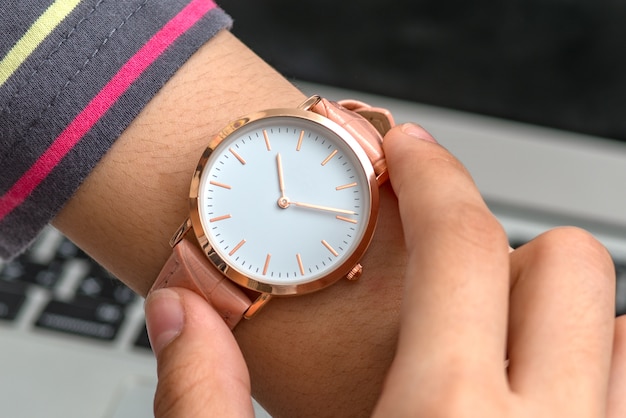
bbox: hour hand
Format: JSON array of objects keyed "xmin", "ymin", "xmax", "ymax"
[{"xmin": 276, "ymin": 153, "xmax": 286, "ymax": 197}]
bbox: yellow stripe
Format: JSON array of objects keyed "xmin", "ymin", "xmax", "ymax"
[{"xmin": 0, "ymin": 0, "xmax": 82, "ymax": 87}]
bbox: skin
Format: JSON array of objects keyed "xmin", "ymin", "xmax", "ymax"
[
  {"xmin": 372, "ymin": 124, "xmax": 625, "ymax": 417},
  {"xmin": 54, "ymin": 31, "xmax": 626, "ymax": 416}
]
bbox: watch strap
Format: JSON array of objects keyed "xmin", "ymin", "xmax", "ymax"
[{"xmin": 152, "ymin": 238, "xmax": 252, "ymax": 330}]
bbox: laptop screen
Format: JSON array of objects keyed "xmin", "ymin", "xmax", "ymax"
[{"xmin": 220, "ymin": 0, "xmax": 626, "ymax": 142}]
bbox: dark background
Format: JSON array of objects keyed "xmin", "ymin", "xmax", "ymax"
[{"xmin": 220, "ymin": 0, "xmax": 626, "ymax": 142}]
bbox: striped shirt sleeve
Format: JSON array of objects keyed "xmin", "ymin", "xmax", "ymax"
[{"xmin": 0, "ymin": 0, "xmax": 232, "ymax": 260}]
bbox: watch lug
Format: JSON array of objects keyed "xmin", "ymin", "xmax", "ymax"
[
  {"xmin": 243, "ymin": 293, "xmax": 273, "ymax": 319},
  {"xmin": 376, "ymin": 169, "xmax": 389, "ymax": 186},
  {"xmin": 298, "ymin": 95, "xmax": 322, "ymax": 111},
  {"xmin": 169, "ymin": 218, "xmax": 192, "ymax": 247}
]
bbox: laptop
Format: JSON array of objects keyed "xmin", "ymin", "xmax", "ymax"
[{"xmin": 2, "ymin": 2, "xmax": 626, "ymax": 417}]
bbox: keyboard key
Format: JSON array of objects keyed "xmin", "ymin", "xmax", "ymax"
[
  {"xmin": 134, "ymin": 324, "xmax": 153, "ymax": 351},
  {"xmin": 54, "ymin": 238, "xmax": 89, "ymax": 261},
  {"xmin": 0, "ymin": 260, "xmax": 26, "ymax": 282},
  {"xmin": 0, "ymin": 281, "xmax": 28, "ymax": 321},
  {"xmin": 35, "ymin": 298, "xmax": 125, "ymax": 341},
  {"xmin": 77, "ymin": 265, "xmax": 136, "ymax": 306},
  {"xmin": 0, "ymin": 258, "xmax": 63, "ymax": 289}
]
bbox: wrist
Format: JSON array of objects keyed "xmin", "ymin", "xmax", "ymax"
[{"xmin": 53, "ymin": 31, "xmax": 306, "ymax": 295}]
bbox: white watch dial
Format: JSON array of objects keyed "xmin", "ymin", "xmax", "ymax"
[{"xmin": 197, "ymin": 114, "xmax": 375, "ymax": 288}]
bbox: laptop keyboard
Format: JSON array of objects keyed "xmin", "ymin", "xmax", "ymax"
[{"xmin": 0, "ymin": 227, "xmax": 151, "ymax": 350}]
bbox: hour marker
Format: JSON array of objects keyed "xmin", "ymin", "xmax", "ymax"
[
  {"xmin": 322, "ymin": 240, "xmax": 339, "ymax": 257},
  {"xmin": 210, "ymin": 180, "xmax": 232, "ymax": 189},
  {"xmin": 336, "ymin": 182, "xmax": 357, "ymax": 191},
  {"xmin": 229, "ymin": 239, "xmax": 246, "ymax": 256},
  {"xmin": 296, "ymin": 253, "xmax": 305, "ymax": 275},
  {"xmin": 229, "ymin": 148, "xmax": 246, "ymax": 164},
  {"xmin": 210, "ymin": 214, "xmax": 231, "ymax": 222},
  {"xmin": 321, "ymin": 149, "xmax": 338, "ymax": 166},
  {"xmin": 263, "ymin": 129, "xmax": 271, "ymax": 151},
  {"xmin": 263, "ymin": 253, "xmax": 271, "ymax": 275},
  {"xmin": 296, "ymin": 130, "xmax": 304, "ymax": 151},
  {"xmin": 336, "ymin": 215, "xmax": 358, "ymax": 224}
]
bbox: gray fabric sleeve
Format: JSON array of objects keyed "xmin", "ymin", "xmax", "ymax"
[{"xmin": 0, "ymin": 0, "xmax": 232, "ymax": 259}]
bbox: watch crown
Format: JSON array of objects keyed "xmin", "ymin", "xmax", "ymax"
[{"xmin": 345, "ymin": 264, "xmax": 363, "ymax": 281}]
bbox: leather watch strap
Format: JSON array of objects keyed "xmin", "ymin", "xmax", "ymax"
[
  {"xmin": 152, "ymin": 239, "xmax": 252, "ymax": 329},
  {"xmin": 150, "ymin": 96, "xmax": 394, "ymax": 329}
]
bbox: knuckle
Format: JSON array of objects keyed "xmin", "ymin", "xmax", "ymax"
[
  {"xmin": 394, "ymin": 148, "xmax": 471, "ymax": 197},
  {"xmin": 153, "ymin": 365, "xmax": 191, "ymax": 416},
  {"xmin": 417, "ymin": 379, "xmax": 506, "ymax": 418},
  {"xmin": 516, "ymin": 227, "xmax": 617, "ymax": 313},
  {"xmin": 535, "ymin": 226, "xmax": 614, "ymax": 279},
  {"xmin": 423, "ymin": 152, "xmax": 472, "ymax": 181},
  {"xmin": 153, "ymin": 355, "xmax": 209, "ymax": 417}
]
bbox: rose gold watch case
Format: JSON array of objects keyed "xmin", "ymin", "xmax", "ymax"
[{"xmin": 186, "ymin": 103, "xmax": 381, "ymax": 297}]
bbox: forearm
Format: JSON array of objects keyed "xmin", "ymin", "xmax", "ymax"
[
  {"xmin": 53, "ymin": 31, "xmax": 302, "ymax": 293},
  {"xmin": 54, "ymin": 31, "xmax": 404, "ymax": 416}
]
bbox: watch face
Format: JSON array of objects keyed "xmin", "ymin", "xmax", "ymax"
[{"xmin": 190, "ymin": 108, "xmax": 379, "ymax": 295}]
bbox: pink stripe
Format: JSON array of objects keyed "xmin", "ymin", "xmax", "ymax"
[{"xmin": 0, "ymin": 0, "xmax": 217, "ymax": 220}]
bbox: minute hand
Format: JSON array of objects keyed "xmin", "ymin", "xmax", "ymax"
[{"xmin": 292, "ymin": 201, "xmax": 356, "ymax": 215}]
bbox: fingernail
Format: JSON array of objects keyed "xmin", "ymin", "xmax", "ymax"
[
  {"xmin": 401, "ymin": 123, "xmax": 437, "ymax": 143},
  {"xmin": 145, "ymin": 288, "xmax": 184, "ymax": 356}
]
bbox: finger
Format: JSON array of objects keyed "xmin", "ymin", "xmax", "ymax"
[
  {"xmin": 145, "ymin": 287, "xmax": 254, "ymax": 418},
  {"xmin": 608, "ymin": 315, "xmax": 626, "ymax": 418},
  {"xmin": 507, "ymin": 228, "xmax": 615, "ymax": 415},
  {"xmin": 383, "ymin": 124, "xmax": 510, "ymax": 383}
]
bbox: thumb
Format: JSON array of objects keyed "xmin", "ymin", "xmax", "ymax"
[{"xmin": 145, "ymin": 287, "xmax": 254, "ymax": 418}]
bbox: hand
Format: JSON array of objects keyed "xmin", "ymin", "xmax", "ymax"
[
  {"xmin": 143, "ymin": 123, "xmax": 626, "ymax": 417},
  {"xmin": 145, "ymin": 287, "xmax": 254, "ymax": 418},
  {"xmin": 373, "ymin": 123, "xmax": 626, "ymax": 417}
]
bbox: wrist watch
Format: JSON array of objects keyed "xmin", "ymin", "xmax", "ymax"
[{"xmin": 151, "ymin": 95, "xmax": 395, "ymax": 329}]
